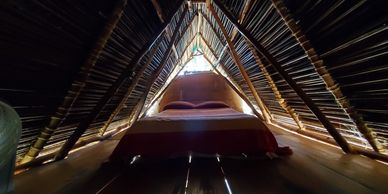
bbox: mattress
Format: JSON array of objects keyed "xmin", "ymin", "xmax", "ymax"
[{"xmin": 110, "ymin": 107, "xmax": 291, "ymax": 161}]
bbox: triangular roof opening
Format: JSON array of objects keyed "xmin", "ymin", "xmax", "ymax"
[{"xmin": 178, "ymin": 47, "xmax": 213, "ymax": 76}]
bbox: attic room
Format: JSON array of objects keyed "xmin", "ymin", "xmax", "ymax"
[{"xmin": 1, "ymin": 0, "xmax": 388, "ymax": 193}]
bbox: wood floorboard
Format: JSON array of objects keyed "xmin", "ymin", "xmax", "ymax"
[
  {"xmin": 220, "ymin": 158, "xmax": 289, "ymax": 194},
  {"xmin": 186, "ymin": 157, "xmax": 229, "ymax": 194},
  {"xmin": 12, "ymin": 125, "xmax": 388, "ymax": 194},
  {"xmin": 100, "ymin": 157, "xmax": 188, "ymax": 194}
]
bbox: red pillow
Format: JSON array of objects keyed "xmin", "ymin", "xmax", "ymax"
[
  {"xmin": 162, "ymin": 101, "xmax": 195, "ymax": 111},
  {"xmin": 195, "ymin": 101, "xmax": 230, "ymax": 109}
]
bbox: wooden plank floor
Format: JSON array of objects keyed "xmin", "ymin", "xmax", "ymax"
[
  {"xmin": 99, "ymin": 157, "xmax": 188, "ymax": 194},
  {"xmin": 186, "ymin": 157, "xmax": 229, "ymax": 194},
  {"xmin": 13, "ymin": 125, "xmax": 388, "ymax": 194}
]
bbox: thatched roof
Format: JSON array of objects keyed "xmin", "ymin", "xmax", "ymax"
[{"xmin": 1, "ymin": 0, "xmax": 387, "ymax": 166}]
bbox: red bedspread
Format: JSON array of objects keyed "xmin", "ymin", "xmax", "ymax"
[{"xmin": 110, "ymin": 108, "xmax": 291, "ymax": 161}]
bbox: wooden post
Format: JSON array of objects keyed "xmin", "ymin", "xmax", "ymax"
[
  {"xmin": 271, "ymin": 0, "xmax": 382, "ymax": 152},
  {"xmin": 53, "ymin": 5, "xmax": 189, "ymax": 161},
  {"xmin": 212, "ymin": 0, "xmax": 352, "ymax": 153},
  {"xmin": 20, "ymin": 0, "xmax": 129, "ymax": 164},
  {"xmin": 207, "ymin": 0, "xmax": 272, "ymax": 123}
]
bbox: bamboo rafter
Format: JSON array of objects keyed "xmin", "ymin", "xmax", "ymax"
[
  {"xmin": 98, "ymin": 31, "xmax": 166, "ymax": 136},
  {"xmin": 248, "ymin": 42, "xmax": 306, "ymax": 131},
  {"xmin": 20, "ymin": 0, "xmax": 129, "ymax": 164},
  {"xmin": 207, "ymin": 0, "xmax": 272, "ymax": 123},
  {"xmin": 99, "ymin": 9, "xmax": 198, "ymax": 135},
  {"xmin": 53, "ymin": 3, "xmax": 189, "ymax": 161},
  {"xmin": 201, "ymin": 50, "xmax": 264, "ymax": 120},
  {"xmin": 135, "ymin": 5, "xmax": 189, "ymax": 118},
  {"xmin": 271, "ymin": 0, "xmax": 382, "ymax": 153},
  {"xmin": 212, "ymin": 0, "xmax": 352, "ymax": 153},
  {"xmin": 103, "ymin": 21, "xmax": 198, "ymax": 132}
]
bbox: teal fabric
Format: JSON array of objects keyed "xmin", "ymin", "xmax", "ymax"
[{"xmin": 0, "ymin": 101, "xmax": 22, "ymax": 194}]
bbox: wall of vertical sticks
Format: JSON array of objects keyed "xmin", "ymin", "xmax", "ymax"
[{"xmin": 0, "ymin": 0, "xmax": 387, "ymax": 166}]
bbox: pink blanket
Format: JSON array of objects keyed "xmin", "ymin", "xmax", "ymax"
[{"xmin": 110, "ymin": 108, "xmax": 291, "ymax": 161}]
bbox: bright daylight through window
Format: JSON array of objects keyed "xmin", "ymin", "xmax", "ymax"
[{"xmin": 179, "ymin": 47, "xmax": 213, "ymax": 75}]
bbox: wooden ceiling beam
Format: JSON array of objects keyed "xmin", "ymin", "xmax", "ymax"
[
  {"xmin": 102, "ymin": 27, "xmax": 196, "ymax": 134},
  {"xmin": 20, "ymin": 0, "xmax": 129, "ymax": 164},
  {"xmin": 198, "ymin": 26, "xmax": 265, "ymax": 121},
  {"xmin": 198, "ymin": 32, "xmax": 242, "ymax": 92},
  {"xmin": 151, "ymin": 0, "xmax": 165, "ymax": 23},
  {"xmin": 198, "ymin": 9, "xmax": 254, "ymax": 99},
  {"xmin": 52, "ymin": 3, "xmax": 188, "ymax": 161},
  {"xmin": 207, "ymin": 0, "xmax": 272, "ymax": 123},
  {"xmin": 135, "ymin": 5, "xmax": 189, "ymax": 119},
  {"xmin": 216, "ymin": 0, "xmax": 253, "ymax": 65},
  {"xmin": 198, "ymin": 32, "xmax": 219, "ymax": 58},
  {"xmin": 212, "ymin": 0, "xmax": 352, "ymax": 153},
  {"xmin": 272, "ymin": 0, "xmax": 383, "ymax": 152},
  {"xmin": 197, "ymin": 7, "xmax": 202, "ymax": 35},
  {"xmin": 248, "ymin": 42, "xmax": 306, "ymax": 131},
  {"xmin": 144, "ymin": 34, "xmax": 198, "ymax": 109},
  {"xmin": 222, "ymin": 0, "xmax": 306, "ymax": 131},
  {"xmin": 198, "ymin": 10, "xmax": 225, "ymax": 46},
  {"xmin": 191, "ymin": 0, "xmax": 206, "ymax": 3},
  {"xmin": 140, "ymin": 55, "xmax": 193, "ymax": 118},
  {"xmin": 98, "ymin": 31, "xmax": 165, "ymax": 136},
  {"xmin": 175, "ymin": 11, "xmax": 198, "ymax": 53},
  {"xmin": 201, "ymin": 48, "xmax": 265, "ymax": 120},
  {"xmin": 165, "ymin": 28, "xmax": 180, "ymax": 60}
]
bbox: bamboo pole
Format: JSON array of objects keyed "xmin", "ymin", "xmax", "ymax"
[
  {"xmin": 215, "ymin": 0, "xmax": 253, "ymax": 66},
  {"xmin": 140, "ymin": 56, "xmax": 193, "ymax": 117},
  {"xmin": 198, "ymin": 34, "xmax": 246, "ymax": 96},
  {"xmin": 248, "ymin": 42, "xmax": 306, "ymax": 131},
  {"xmin": 202, "ymin": 53, "xmax": 264, "ymax": 120},
  {"xmin": 99, "ymin": 10, "xmax": 196, "ymax": 134},
  {"xmin": 103, "ymin": 32, "xmax": 197, "ymax": 133},
  {"xmin": 207, "ymin": 0, "xmax": 272, "ymax": 123},
  {"xmin": 198, "ymin": 10, "xmax": 225, "ymax": 45},
  {"xmin": 140, "ymin": 35, "xmax": 198, "ymax": 116},
  {"xmin": 198, "ymin": 33, "xmax": 218, "ymax": 58},
  {"xmin": 271, "ymin": 0, "xmax": 382, "ymax": 153},
  {"xmin": 199, "ymin": 31, "xmax": 247, "ymax": 95},
  {"xmin": 198, "ymin": 33, "xmax": 264, "ymax": 120},
  {"xmin": 125, "ymin": 101, "xmax": 142, "ymax": 127},
  {"xmin": 151, "ymin": 0, "xmax": 165, "ymax": 23},
  {"xmin": 98, "ymin": 32, "xmax": 165, "ymax": 136},
  {"xmin": 212, "ymin": 0, "xmax": 352, "ymax": 153},
  {"xmin": 200, "ymin": 33, "xmax": 239, "ymax": 92},
  {"xmin": 272, "ymin": 122, "xmax": 388, "ymax": 162},
  {"xmin": 20, "ymin": 0, "xmax": 129, "ymax": 164},
  {"xmin": 53, "ymin": 4, "xmax": 189, "ymax": 161}
]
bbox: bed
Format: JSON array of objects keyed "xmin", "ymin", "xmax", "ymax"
[{"xmin": 110, "ymin": 101, "xmax": 291, "ymax": 161}]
